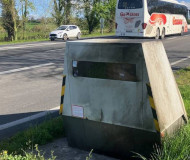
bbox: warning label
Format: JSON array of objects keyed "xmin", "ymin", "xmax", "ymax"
[{"xmin": 72, "ymin": 105, "xmax": 84, "ymax": 118}]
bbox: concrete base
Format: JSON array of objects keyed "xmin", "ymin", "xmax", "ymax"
[{"xmin": 63, "ymin": 116, "xmax": 160, "ymax": 159}]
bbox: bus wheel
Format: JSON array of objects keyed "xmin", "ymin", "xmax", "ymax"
[
  {"xmin": 155, "ymin": 28, "xmax": 160, "ymax": 40},
  {"xmin": 180, "ymin": 27, "xmax": 184, "ymax": 36},
  {"xmin": 161, "ymin": 28, "xmax": 165, "ymax": 39}
]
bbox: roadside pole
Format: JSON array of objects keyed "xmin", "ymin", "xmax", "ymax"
[{"xmin": 100, "ymin": 18, "xmax": 105, "ymax": 35}]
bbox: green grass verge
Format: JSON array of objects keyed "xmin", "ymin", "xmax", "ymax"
[
  {"xmin": 0, "ymin": 116, "xmax": 64, "ymax": 155},
  {"xmin": 138, "ymin": 67, "xmax": 190, "ymax": 160},
  {"xmin": 82, "ymin": 31, "xmax": 114, "ymax": 38},
  {"xmin": 0, "ymin": 38, "xmax": 49, "ymax": 45},
  {"xmin": 0, "ymin": 32, "xmax": 115, "ymax": 45},
  {"xmin": 175, "ymin": 67, "xmax": 190, "ymax": 117},
  {"xmin": 138, "ymin": 124, "xmax": 190, "ymax": 160}
]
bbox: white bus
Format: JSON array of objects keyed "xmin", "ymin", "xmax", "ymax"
[{"xmin": 115, "ymin": 0, "xmax": 188, "ymax": 39}]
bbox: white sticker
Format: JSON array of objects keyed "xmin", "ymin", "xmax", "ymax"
[
  {"xmin": 73, "ymin": 61, "xmax": 78, "ymax": 67},
  {"xmin": 72, "ymin": 105, "xmax": 84, "ymax": 118}
]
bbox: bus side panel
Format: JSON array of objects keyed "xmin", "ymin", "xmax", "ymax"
[
  {"xmin": 145, "ymin": 13, "xmax": 167, "ymax": 37},
  {"xmin": 171, "ymin": 15, "xmax": 188, "ymax": 35},
  {"xmin": 145, "ymin": 13, "xmax": 188, "ymax": 37},
  {"xmin": 183, "ymin": 19, "xmax": 188, "ymax": 33}
]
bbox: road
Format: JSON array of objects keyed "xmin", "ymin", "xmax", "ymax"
[
  {"xmin": 0, "ymin": 41, "xmax": 66, "ymax": 138},
  {"xmin": 0, "ymin": 33, "xmax": 190, "ymax": 144}
]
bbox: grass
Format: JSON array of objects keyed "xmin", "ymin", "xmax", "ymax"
[
  {"xmin": 137, "ymin": 124, "xmax": 190, "ymax": 160},
  {"xmin": 82, "ymin": 31, "xmax": 115, "ymax": 38},
  {"xmin": 175, "ymin": 67, "xmax": 190, "ymax": 117},
  {"xmin": 0, "ymin": 22, "xmax": 56, "ymax": 45},
  {"xmin": 0, "ymin": 38, "xmax": 49, "ymax": 45},
  {"xmin": 0, "ymin": 22, "xmax": 115, "ymax": 45},
  {"xmin": 0, "ymin": 116, "xmax": 64, "ymax": 155},
  {"xmin": 138, "ymin": 67, "xmax": 190, "ymax": 160},
  {"xmin": 0, "ymin": 31, "xmax": 115, "ymax": 45}
]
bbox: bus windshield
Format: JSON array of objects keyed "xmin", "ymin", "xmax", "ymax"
[{"xmin": 118, "ymin": 0, "xmax": 143, "ymax": 9}]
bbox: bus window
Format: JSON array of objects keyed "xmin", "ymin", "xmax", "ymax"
[
  {"xmin": 118, "ymin": 0, "xmax": 143, "ymax": 9},
  {"xmin": 147, "ymin": 0, "xmax": 188, "ymax": 17}
]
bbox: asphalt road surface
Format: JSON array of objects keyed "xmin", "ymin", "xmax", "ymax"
[{"xmin": 0, "ymin": 33, "xmax": 190, "ymax": 158}]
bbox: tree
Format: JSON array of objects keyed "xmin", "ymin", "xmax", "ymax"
[
  {"xmin": 83, "ymin": 0, "xmax": 100, "ymax": 34},
  {"xmin": 105, "ymin": 0, "xmax": 117, "ymax": 32},
  {"xmin": 0, "ymin": 0, "xmax": 35, "ymax": 41},
  {"xmin": 65, "ymin": 0, "xmax": 72, "ymax": 24},
  {"xmin": 0, "ymin": 0, "xmax": 18, "ymax": 41},
  {"xmin": 80, "ymin": 0, "xmax": 116, "ymax": 34},
  {"xmin": 20, "ymin": 0, "xmax": 35, "ymax": 38},
  {"xmin": 96, "ymin": 0, "xmax": 116, "ymax": 32},
  {"xmin": 52, "ymin": 0, "xmax": 72, "ymax": 26}
]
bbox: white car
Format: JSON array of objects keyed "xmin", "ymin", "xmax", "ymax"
[{"xmin": 49, "ymin": 25, "xmax": 81, "ymax": 41}]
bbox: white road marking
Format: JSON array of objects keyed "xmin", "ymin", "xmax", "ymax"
[
  {"xmin": 171, "ymin": 56, "xmax": 190, "ymax": 66},
  {"xmin": 166, "ymin": 37, "xmax": 178, "ymax": 40},
  {"xmin": 0, "ymin": 106, "xmax": 60, "ymax": 131},
  {"xmin": 0, "ymin": 63, "xmax": 54, "ymax": 75},
  {"xmin": 44, "ymin": 48, "xmax": 64, "ymax": 52},
  {"xmin": 0, "ymin": 42, "xmax": 63, "ymax": 51}
]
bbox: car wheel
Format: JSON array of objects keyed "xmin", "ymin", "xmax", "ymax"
[
  {"xmin": 161, "ymin": 28, "xmax": 165, "ymax": 39},
  {"xmin": 63, "ymin": 34, "xmax": 68, "ymax": 41},
  {"xmin": 155, "ymin": 28, "xmax": 160, "ymax": 40},
  {"xmin": 77, "ymin": 32, "xmax": 81, "ymax": 39}
]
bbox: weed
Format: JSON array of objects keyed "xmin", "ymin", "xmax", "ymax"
[
  {"xmin": 0, "ymin": 144, "xmax": 56, "ymax": 160},
  {"xmin": 86, "ymin": 149, "xmax": 93, "ymax": 160}
]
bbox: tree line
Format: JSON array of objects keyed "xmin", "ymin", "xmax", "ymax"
[{"xmin": 0, "ymin": 0, "xmax": 116, "ymax": 41}]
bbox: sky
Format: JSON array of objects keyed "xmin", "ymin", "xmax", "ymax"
[
  {"xmin": 28, "ymin": 0, "xmax": 52, "ymax": 19},
  {"xmin": 180, "ymin": 0, "xmax": 190, "ymax": 8},
  {"xmin": 28, "ymin": 0, "xmax": 190, "ymax": 19},
  {"xmin": 1, "ymin": 0, "xmax": 189, "ymax": 19}
]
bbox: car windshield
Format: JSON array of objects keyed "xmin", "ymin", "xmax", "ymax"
[
  {"xmin": 57, "ymin": 26, "xmax": 67, "ymax": 30},
  {"xmin": 118, "ymin": 0, "xmax": 143, "ymax": 9}
]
